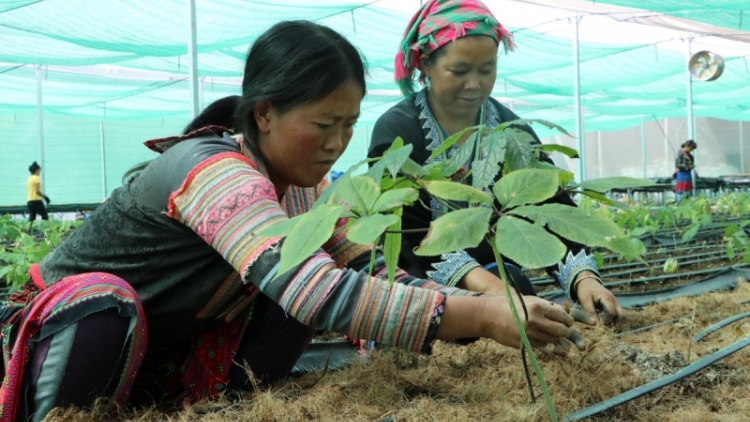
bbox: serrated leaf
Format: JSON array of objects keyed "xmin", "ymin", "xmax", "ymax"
[
  {"xmin": 494, "ymin": 216, "xmax": 566, "ymax": 269},
  {"xmin": 497, "ymin": 118, "xmax": 573, "ymax": 137},
  {"xmin": 337, "ymin": 175, "xmax": 381, "ymax": 214},
  {"xmin": 471, "ymin": 158, "xmax": 501, "ymax": 191},
  {"xmin": 414, "ymin": 207, "xmax": 492, "ymax": 256},
  {"xmin": 604, "ymin": 236, "xmax": 646, "ymax": 262},
  {"xmin": 575, "ymin": 177, "xmax": 656, "ymax": 193},
  {"xmin": 423, "ymin": 181, "xmax": 493, "ymax": 205},
  {"xmin": 314, "ymin": 157, "xmax": 376, "ymax": 209},
  {"xmin": 493, "ymin": 169, "xmax": 559, "ymax": 209},
  {"xmin": 372, "ymin": 188, "xmax": 419, "ymax": 213},
  {"xmin": 256, "ymin": 216, "xmax": 301, "ymax": 238},
  {"xmin": 277, "ymin": 204, "xmax": 345, "ymax": 276},
  {"xmin": 366, "ymin": 159, "xmax": 387, "ymax": 186},
  {"xmin": 503, "ymin": 128, "xmax": 538, "ymax": 175},
  {"xmin": 383, "ymin": 142, "xmax": 413, "ymax": 181},
  {"xmin": 347, "ymin": 214, "xmax": 399, "ymax": 245},
  {"xmin": 429, "ymin": 125, "xmax": 481, "ymax": 160},
  {"xmin": 400, "ymin": 158, "xmax": 427, "ymax": 177},
  {"xmin": 593, "ymin": 251, "xmax": 604, "ymax": 269},
  {"xmin": 483, "ymin": 129, "xmax": 507, "ymax": 164},
  {"xmin": 384, "ymin": 207, "xmax": 403, "ymax": 286},
  {"xmin": 510, "ymin": 203, "xmax": 626, "ymax": 248},
  {"xmin": 441, "ymin": 133, "xmax": 476, "ymax": 177},
  {"xmin": 538, "ymin": 144, "xmax": 580, "ymax": 159}
]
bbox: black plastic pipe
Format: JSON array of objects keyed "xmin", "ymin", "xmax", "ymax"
[
  {"xmin": 693, "ymin": 311, "xmax": 750, "ymax": 342},
  {"xmin": 562, "ymin": 335, "xmax": 750, "ymax": 421}
]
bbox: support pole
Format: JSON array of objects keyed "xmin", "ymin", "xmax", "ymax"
[
  {"xmin": 35, "ymin": 65, "xmax": 45, "ymax": 191},
  {"xmin": 199, "ymin": 77, "xmax": 205, "ymax": 112},
  {"xmin": 665, "ymin": 118, "xmax": 670, "ymax": 176},
  {"xmin": 573, "ymin": 16, "xmax": 586, "ymax": 182},
  {"xmin": 597, "ymin": 130, "xmax": 603, "ymax": 178},
  {"xmin": 740, "ymin": 121, "xmax": 745, "ymax": 173},
  {"xmin": 685, "ymin": 37, "xmax": 696, "ymax": 195},
  {"xmin": 187, "ymin": 0, "xmax": 200, "ymax": 118},
  {"xmin": 641, "ymin": 115, "xmax": 647, "ymax": 178},
  {"xmin": 100, "ymin": 120, "xmax": 107, "ymax": 199}
]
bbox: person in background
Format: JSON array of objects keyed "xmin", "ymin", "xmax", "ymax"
[
  {"xmin": 26, "ymin": 161, "xmax": 50, "ymax": 222},
  {"xmin": 675, "ymin": 140, "xmax": 697, "ymax": 200},
  {"xmin": 368, "ymin": 0, "xmax": 624, "ymax": 326},
  {"xmin": 0, "ymin": 20, "xmax": 591, "ymax": 422}
]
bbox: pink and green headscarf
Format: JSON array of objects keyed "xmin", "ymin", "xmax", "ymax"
[{"xmin": 395, "ymin": 0, "xmax": 515, "ymax": 99}]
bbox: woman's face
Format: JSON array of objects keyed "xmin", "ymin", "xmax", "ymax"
[
  {"xmin": 255, "ymin": 81, "xmax": 362, "ymax": 190},
  {"xmin": 421, "ymin": 36, "xmax": 498, "ymax": 122}
]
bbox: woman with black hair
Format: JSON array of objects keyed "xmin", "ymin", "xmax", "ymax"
[
  {"xmin": 1, "ymin": 21, "xmax": 586, "ymax": 421},
  {"xmin": 675, "ymin": 140, "xmax": 697, "ymax": 199}
]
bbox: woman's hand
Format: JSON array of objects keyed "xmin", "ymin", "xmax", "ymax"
[
  {"xmin": 574, "ymin": 272, "xmax": 626, "ymax": 327},
  {"xmin": 482, "ymin": 294, "xmax": 590, "ymax": 350}
]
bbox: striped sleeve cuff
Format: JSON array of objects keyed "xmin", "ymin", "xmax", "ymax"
[{"xmin": 349, "ymin": 277, "xmax": 445, "ymax": 354}]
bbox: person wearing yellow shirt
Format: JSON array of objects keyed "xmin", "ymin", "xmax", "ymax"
[{"xmin": 27, "ymin": 161, "xmax": 50, "ymax": 221}]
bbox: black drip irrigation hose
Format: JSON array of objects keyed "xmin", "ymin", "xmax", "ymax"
[
  {"xmin": 562, "ymin": 335, "xmax": 750, "ymax": 421},
  {"xmin": 614, "ymin": 316, "xmax": 687, "ymax": 338},
  {"xmin": 543, "ymin": 267, "xmax": 748, "ymax": 309},
  {"xmin": 693, "ymin": 312, "xmax": 750, "ymax": 342}
]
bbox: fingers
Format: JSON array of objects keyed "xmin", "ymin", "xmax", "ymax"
[
  {"xmin": 578, "ymin": 292, "xmax": 599, "ymax": 326},
  {"xmin": 570, "ymin": 308, "xmax": 597, "ymax": 326},
  {"xmin": 567, "ymin": 329, "xmax": 588, "ymax": 351},
  {"xmin": 597, "ymin": 295, "xmax": 626, "ymax": 328}
]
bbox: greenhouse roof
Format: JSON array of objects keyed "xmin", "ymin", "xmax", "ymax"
[{"xmin": 1, "ymin": 0, "xmax": 749, "ymax": 136}]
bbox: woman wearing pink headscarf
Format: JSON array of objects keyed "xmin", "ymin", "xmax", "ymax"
[{"xmin": 369, "ymin": 0, "xmax": 625, "ymax": 326}]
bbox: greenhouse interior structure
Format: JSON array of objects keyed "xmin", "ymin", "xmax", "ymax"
[
  {"xmin": 1, "ymin": 0, "xmax": 749, "ymax": 207},
  {"xmin": 3, "ymin": 1, "xmax": 750, "ymax": 421}
]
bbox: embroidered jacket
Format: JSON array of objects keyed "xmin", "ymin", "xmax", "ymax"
[
  {"xmin": 368, "ymin": 89, "xmax": 599, "ymax": 298},
  {"xmin": 40, "ymin": 128, "xmax": 475, "ymax": 353}
]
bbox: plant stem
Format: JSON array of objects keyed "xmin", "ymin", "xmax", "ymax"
[
  {"xmin": 491, "ymin": 243, "xmax": 558, "ymax": 422},
  {"xmin": 384, "ymin": 228, "xmax": 429, "ymax": 234}
]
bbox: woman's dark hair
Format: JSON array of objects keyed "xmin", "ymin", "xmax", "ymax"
[
  {"xmin": 29, "ymin": 161, "xmax": 40, "ymax": 174},
  {"xmin": 182, "ymin": 95, "xmax": 241, "ymax": 134},
  {"xmin": 682, "ymin": 140, "xmax": 697, "ymax": 149},
  {"xmin": 234, "ymin": 20, "xmax": 367, "ymax": 151}
]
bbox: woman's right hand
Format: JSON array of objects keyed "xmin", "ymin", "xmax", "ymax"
[{"xmin": 482, "ymin": 294, "xmax": 587, "ymax": 350}]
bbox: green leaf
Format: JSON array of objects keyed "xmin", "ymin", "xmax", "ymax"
[
  {"xmin": 441, "ymin": 133, "xmax": 476, "ymax": 177},
  {"xmin": 372, "ymin": 188, "xmax": 419, "ymax": 214},
  {"xmin": 313, "ymin": 157, "xmax": 377, "ymax": 209},
  {"xmin": 604, "ymin": 236, "xmax": 647, "ymax": 262},
  {"xmin": 727, "ymin": 242, "xmax": 736, "ymax": 260},
  {"xmin": 538, "ymin": 144, "xmax": 579, "ymax": 159},
  {"xmin": 400, "ymin": 158, "xmax": 427, "ymax": 177},
  {"xmin": 414, "ymin": 207, "xmax": 492, "ymax": 256},
  {"xmin": 423, "ymin": 181, "xmax": 493, "ymax": 205},
  {"xmin": 366, "ymin": 159, "xmax": 387, "ymax": 186},
  {"xmin": 429, "ymin": 126, "xmax": 480, "ymax": 160},
  {"xmin": 384, "ymin": 208, "xmax": 403, "ymax": 286},
  {"xmin": 0, "ymin": 266, "xmax": 13, "ymax": 281},
  {"xmin": 575, "ymin": 177, "xmax": 656, "ymax": 193},
  {"xmin": 483, "ymin": 129, "xmax": 507, "ymax": 163},
  {"xmin": 682, "ymin": 224, "xmax": 700, "ymax": 244},
  {"xmin": 347, "ymin": 214, "xmax": 399, "ymax": 245},
  {"xmin": 510, "ymin": 203, "xmax": 626, "ymax": 248},
  {"xmin": 471, "ymin": 158, "xmax": 501, "ymax": 191},
  {"xmin": 577, "ymin": 189, "xmax": 629, "ymax": 209},
  {"xmin": 337, "ymin": 175, "xmax": 381, "ymax": 214},
  {"xmin": 497, "ymin": 118, "xmax": 572, "ymax": 137},
  {"xmin": 493, "ymin": 169, "xmax": 559, "ymax": 209},
  {"xmin": 277, "ymin": 204, "xmax": 345, "ymax": 276},
  {"xmin": 256, "ymin": 216, "xmax": 300, "ymax": 238},
  {"xmin": 382, "ymin": 142, "xmax": 413, "ymax": 181},
  {"xmin": 593, "ymin": 251, "xmax": 604, "ymax": 269},
  {"xmin": 503, "ymin": 128, "xmax": 538, "ymax": 175},
  {"xmin": 494, "ymin": 216, "xmax": 566, "ymax": 269}
]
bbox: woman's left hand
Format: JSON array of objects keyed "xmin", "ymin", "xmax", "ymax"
[{"xmin": 574, "ymin": 272, "xmax": 625, "ymax": 327}]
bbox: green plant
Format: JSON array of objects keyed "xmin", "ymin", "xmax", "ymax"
[
  {"xmin": 0, "ymin": 216, "xmax": 81, "ymax": 291},
  {"xmin": 258, "ymin": 120, "xmax": 652, "ymax": 420}
]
